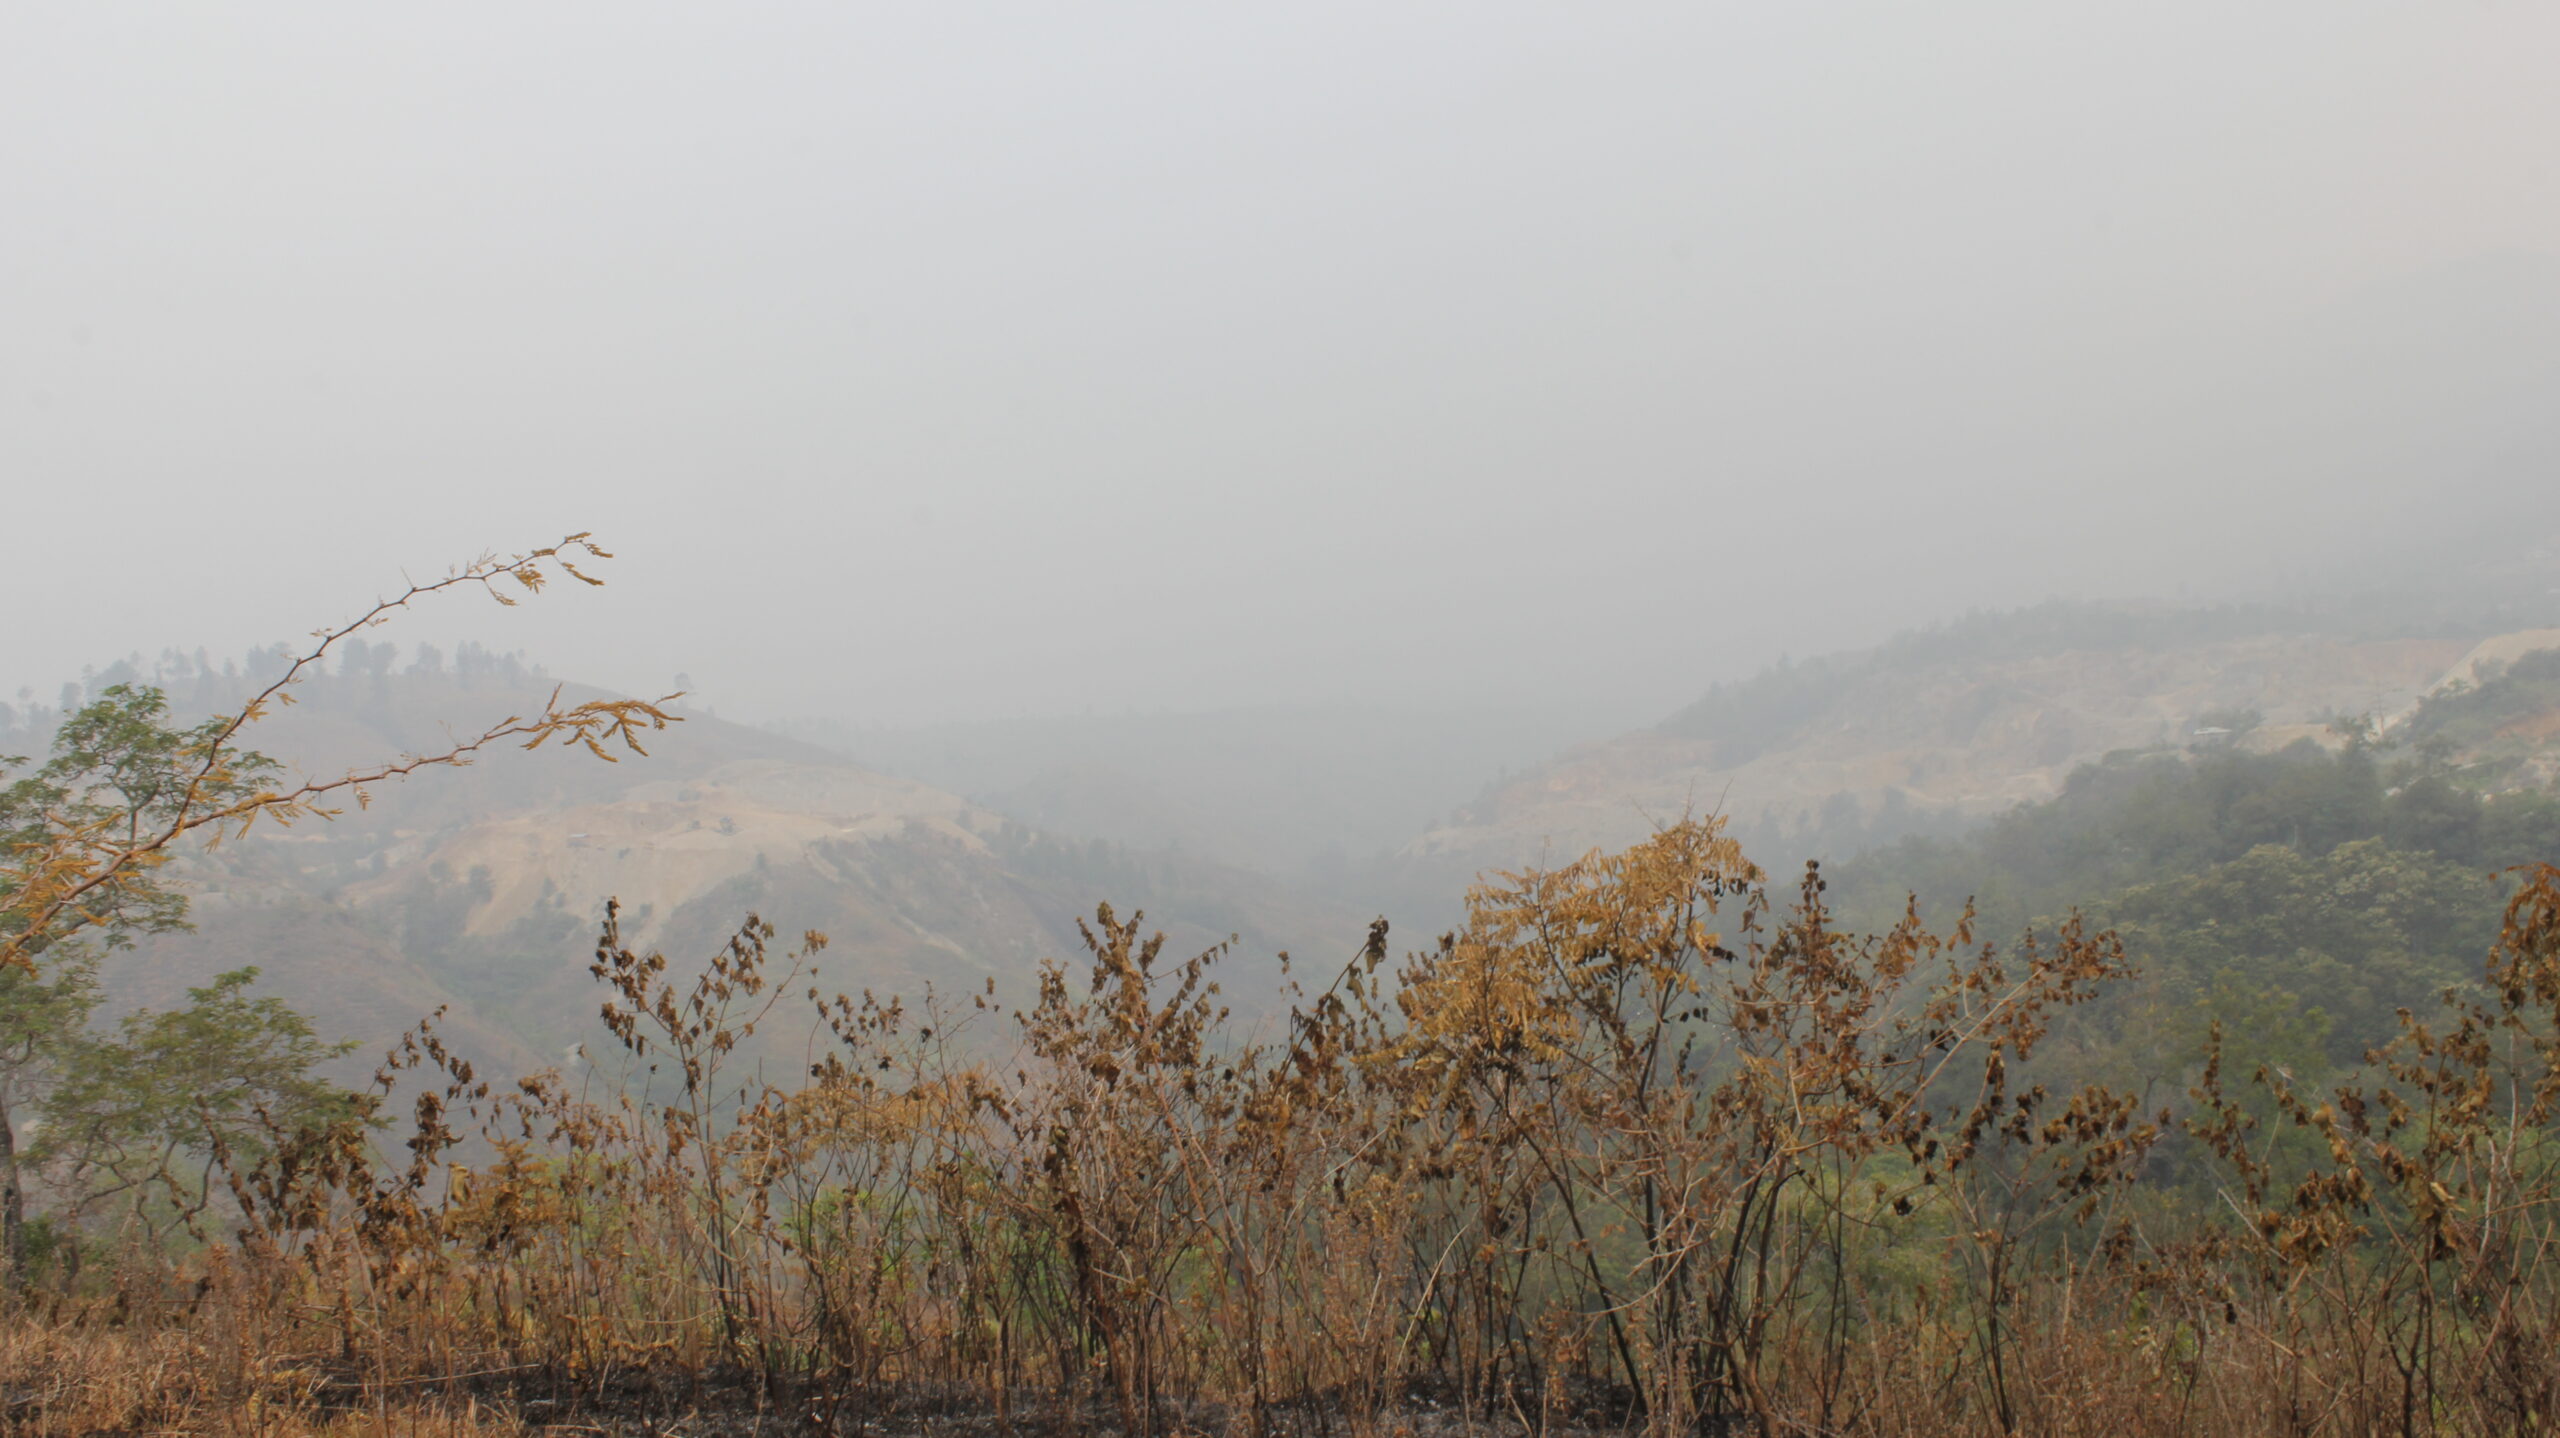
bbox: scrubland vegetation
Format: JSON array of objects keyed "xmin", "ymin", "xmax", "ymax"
[
  {"xmin": 8, "ymin": 823, "xmax": 2560, "ymax": 1435},
  {"xmin": 8, "ymin": 549, "xmax": 2560, "ymax": 1436}
]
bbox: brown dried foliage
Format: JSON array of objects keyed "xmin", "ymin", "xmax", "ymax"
[{"xmin": 12, "ymin": 797, "xmax": 2560, "ymax": 1432}]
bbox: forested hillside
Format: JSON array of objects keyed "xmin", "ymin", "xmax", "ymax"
[{"xmin": 1831, "ymin": 711, "xmax": 2560, "ymax": 1074}]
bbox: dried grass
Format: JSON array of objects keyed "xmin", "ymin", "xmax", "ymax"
[{"xmin": 10, "ymin": 826, "xmax": 2559, "ymax": 1436}]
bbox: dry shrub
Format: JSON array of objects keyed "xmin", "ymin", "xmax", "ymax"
[{"xmin": 10, "ymin": 824, "xmax": 2560, "ymax": 1436}]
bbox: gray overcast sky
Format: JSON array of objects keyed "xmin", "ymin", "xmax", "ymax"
[{"xmin": 5, "ymin": 4, "xmax": 2558, "ymax": 724}]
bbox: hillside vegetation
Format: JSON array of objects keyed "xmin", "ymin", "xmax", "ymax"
[
  {"xmin": 10, "ymin": 812, "xmax": 2560, "ymax": 1437},
  {"xmin": 8, "ymin": 645, "xmax": 1354, "ymax": 1080},
  {"xmin": 1828, "ymin": 713, "xmax": 2560, "ymax": 1081},
  {"xmin": 9, "ymin": 575, "xmax": 2560, "ymax": 1437}
]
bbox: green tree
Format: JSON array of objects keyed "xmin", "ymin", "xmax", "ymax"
[
  {"xmin": 0, "ymin": 685, "xmax": 280, "ymax": 953},
  {"xmin": 35, "ymin": 967, "xmax": 359, "ymax": 1254},
  {"xmin": 0, "ymin": 952, "xmax": 98, "ymax": 1281},
  {"xmin": 0, "ymin": 686, "xmax": 276, "ymax": 1281}
]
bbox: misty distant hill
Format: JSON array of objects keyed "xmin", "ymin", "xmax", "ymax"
[
  {"xmin": 15, "ymin": 645, "xmax": 1364, "ymax": 1079},
  {"xmin": 31, "ymin": 545, "xmax": 2560, "ymax": 1080},
  {"xmin": 761, "ymin": 543, "xmax": 2560, "ymax": 940},
  {"xmin": 1397, "ymin": 580, "xmax": 2560, "ymax": 899}
]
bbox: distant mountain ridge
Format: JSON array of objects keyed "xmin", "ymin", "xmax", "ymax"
[
  {"xmin": 1400, "ymin": 593, "xmax": 2560, "ymax": 889},
  {"xmin": 30, "ymin": 571, "xmax": 2560, "ymax": 1079}
]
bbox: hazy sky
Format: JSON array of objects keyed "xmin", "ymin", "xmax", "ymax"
[{"xmin": 6, "ymin": 4, "xmax": 2558, "ymax": 725}]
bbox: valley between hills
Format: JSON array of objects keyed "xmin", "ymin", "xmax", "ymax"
[{"xmin": 50, "ymin": 585, "xmax": 2560, "ymax": 1084}]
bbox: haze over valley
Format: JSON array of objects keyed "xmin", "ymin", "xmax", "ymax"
[
  {"xmin": 9, "ymin": 7, "xmax": 2560, "ymax": 1433},
  {"xmin": 15, "ymin": 530, "xmax": 2558, "ymax": 1083}
]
